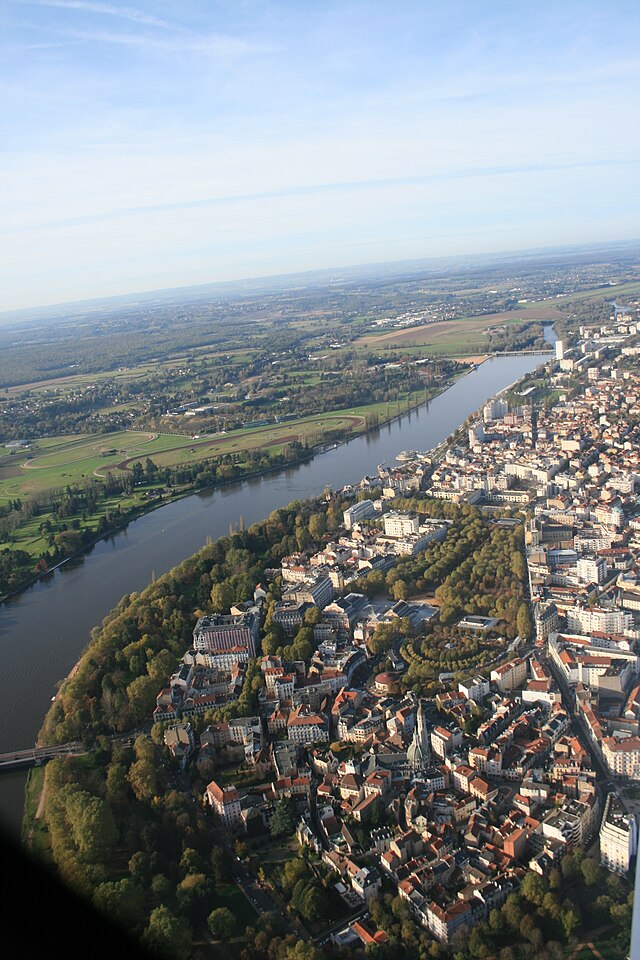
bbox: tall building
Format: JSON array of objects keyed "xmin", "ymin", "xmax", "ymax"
[
  {"xmin": 407, "ymin": 700, "xmax": 430, "ymax": 773},
  {"xmin": 555, "ymin": 339, "xmax": 565, "ymax": 361},
  {"xmin": 343, "ymin": 499, "xmax": 376, "ymax": 530},
  {"xmin": 383, "ymin": 511, "xmax": 419, "ymax": 537},
  {"xmin": 600, "ymin": 792, "xmax": 637, "ymax": 875}
]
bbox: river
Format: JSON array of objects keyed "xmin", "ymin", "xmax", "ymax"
[{"xmin": 0, "ymin": 350, "xmax": 551, "ymax": 833}]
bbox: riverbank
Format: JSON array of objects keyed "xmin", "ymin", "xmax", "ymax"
[
  {"xmin": 0, "ymin": 377, "xmax": 459, "ymax": 605},
  {"xmin": 0, "ymin": 352, "xmax": 549, "ymax": 835}
]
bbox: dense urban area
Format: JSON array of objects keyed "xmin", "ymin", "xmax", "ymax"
[{"xmin": 10, "ymin": 248, "xmax": 640, "ymax": 960}]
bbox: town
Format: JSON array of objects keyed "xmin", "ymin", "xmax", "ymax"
[{"xmin": 141, "ymin": 299, "xmax": 640, "ymax": 953}]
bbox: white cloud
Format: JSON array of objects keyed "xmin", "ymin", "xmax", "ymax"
[{"xmin": 17, "ymin": 0, "xmax": 174, "ymax": 29}]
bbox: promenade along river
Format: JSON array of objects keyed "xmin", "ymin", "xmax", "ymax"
[{"xmin": 0, "ymin": 352, "xmax": 549, "ymax": 832}]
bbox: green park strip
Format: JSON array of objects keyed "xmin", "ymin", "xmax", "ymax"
[
  {"xmin": 0, "ymin": 391, "xmax": 422, "ymax": 502},
  {"xmin": 0, "ymin": 384, "xmax": 435, "ymax": 597}
]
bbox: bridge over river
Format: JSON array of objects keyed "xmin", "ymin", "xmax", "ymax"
[{"xmin": 0, "ymin": 743, "xmax": 85, "ymax": 773}]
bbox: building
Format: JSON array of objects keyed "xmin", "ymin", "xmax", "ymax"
[
  {"xmin": 283, "ymin": 576, "xmax": 335, "ymax": 610},
  {"xmin": 576, "ymin": 555, "xmax": 608, "ymax": 585},
  {"xmin": 425, "ymin": 899, "xmax": 473, "ymax": 944},
  {"xmin": 383, "ymin": 512, "xmax": 419, "ymax": 537},
  {"xmin": 458, "ymin": 676, "xmax": 490, "ymax": 702},
  {"xmin": 163, "ymin": 722, "xmax": 196, "ymax": 769},
  {"xmin": 287, "ymin": 705, "xmax": 329, "ymax": 744},
  {"xmin": 193, "ymin": 612, "xmax": 258, "ymax": 656},
  {"xmin": 491, "ymin": 658, "xmax": 528, "ymax": 692},
  {"xmin": 205, "ymin": 779, "xmax": 242, "ymax": 827},
  {"xmin": 343, "ymin": 499, "xmax": 376, "ymax": 530},
  {"xmin": 602, "ymin": 736, "xmax": 640, "ymax": 779},
  {"xmin": 600, "ymin": 793, "xmax": 638, "ymax": 875},
  {"xmin": 407, "ymin": 701, "xmax": 431, "ymax": 773}
]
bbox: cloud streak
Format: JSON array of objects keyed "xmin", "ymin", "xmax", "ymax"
[
  {"xmin": 17, "ymin": 0, "xmax": 174, "ymax": 29},
  {"xmin": 4, "ymin": 157, "xmax": 634, "ymax": 235}
]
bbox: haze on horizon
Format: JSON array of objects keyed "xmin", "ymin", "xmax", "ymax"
[{"xmin": 2, "ymin": 0, "xmax": 639, "ymax": 313}]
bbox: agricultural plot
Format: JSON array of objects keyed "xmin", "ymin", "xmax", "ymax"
[{"xmin": 356, "ymin": 305, "xmax": 564, "ymax": 353}]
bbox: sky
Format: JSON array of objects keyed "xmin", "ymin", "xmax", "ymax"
[{"xmin": 1, "ymin": 0, "xmax": 639, "ymax": 311}]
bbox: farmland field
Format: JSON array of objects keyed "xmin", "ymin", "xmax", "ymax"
[{"xmin": 355, "ymin": 305, "xmax": 564, "ymax": 352}]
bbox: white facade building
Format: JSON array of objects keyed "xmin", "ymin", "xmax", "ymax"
[{"xmin": 600, "ymin": 793, "xmax": 638, "ymax": 875}]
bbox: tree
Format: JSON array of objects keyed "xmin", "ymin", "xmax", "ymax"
[
  {"xmin": 502, "ymin": 894, "xmax": 522, "ymax": 932},
  {"xmin": 180, "ymin": 847, "xmax": 205, "ymax": 876},
  {"xmin": 210, "ymin": 846, "xmax": 231, "ymax": 884},
  {"xmin": 151, "ymin": 874, "xmax": 173, "ymax": 902},
  {"xmin": 141, "ymin": 906, "xmax": 192, "ymax": 960},
  {"xmin": 308, "ymin": 513, "xmax": 326, "ymax": 539},
  {"xmin": 516, "ymin": 603, "xmax": 533, "ymax": 639},
  {"xmin": 298, "ymin": 885, "xmax": 328, "ymax": 922},
  {"xmin": 581, "ymin": 857, "xmax": 603, "ymax": 887},
  {"xmin": 176, "ymin": 873, "xmax": 214, "ymax": 925},
  {"xmin": 106, "ymin": 762, "xmax": 130, "ymax": 808},
  {"xmin": 93, "ymin": 879, "xmax": 146, "ymax": 929},
  {"xmin": 542, "ymin": 891, "xmax": 562, "ymax": 922},
  {"xmin": 65, "ymin": 790, "xmax": 118, "ymax": 862},
  {"xmin": 128, "ymin": 752, "xmax": 160, "ymax": 802},
  {"xmin": 210, "ymin": 581, "xmax": 234, "ymax": 613},
  {"xmin": 561, "ymin": 907, "xmax": 580, "ymax": 939},
  {"xmin": 520, "ymin": 871, "xmax": 546, "ymax": 906},
  {"xmin": 207, "ymin": 906, "xmax": 236, "ymax": 941},
  {"xmin": 281, "ymin": 856, "xmax": 309, "ymax": 894},
  {"xmin": 270, "ymin": 798, "xmax": 296, "ymax": 838},
  {"xmin": 126, "ymin": 674, "xmax": 159, "ymax": 725},
  {"xmin": 128, "ymin": 850, "xmax": 152, "ymax": 884},
  {"xmin": 561, "ymin": 852, "xmax": 581, "ymax": 882}
]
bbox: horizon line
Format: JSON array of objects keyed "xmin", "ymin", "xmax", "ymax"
[{"xmin": 2, "ymin": 235, "xmax": 639, "ymax": 321}]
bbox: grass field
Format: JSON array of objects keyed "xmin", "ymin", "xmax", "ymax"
[
  {"xmin": 0, "ymin": 430, "xmax": 172, "ymax": 499},
  {"xmin": 558, "ymin": 280, "xmax": 640, "ymax": 303},
  {"xmin": 355, "ymin": 305, "xmax": 563, "ymax": 353},
  {"xmin": 0, "ymin": 390, "xmax": 428, "ymax": 505}
]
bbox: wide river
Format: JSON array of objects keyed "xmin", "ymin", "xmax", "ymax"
[{"xmin": 0, "ymin": 351, "xmax": 550, "ymax": 833}]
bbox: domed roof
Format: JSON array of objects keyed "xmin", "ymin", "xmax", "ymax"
[{"xmin": 375, "ymin": 671, "xmax": 397, "ymax": 684}]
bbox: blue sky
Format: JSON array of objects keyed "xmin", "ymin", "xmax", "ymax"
[{"xmin": 1, "ymin": 0, "xmax": 639, "ymax": 310}]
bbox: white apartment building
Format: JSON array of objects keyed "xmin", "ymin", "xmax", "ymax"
[
  {"xmin": 576, "ymin": 555, "xmax": 608, "ymax": 585},
  {"xmin": 343, "ymin": 499, "xmax": 376, "ymax": 530},
  {"xmin": 430, "ymin": 726, "xmax": 463, "ymax": 759},
  {"xmin": 227, "ymin": 716, "xmax": 261, "ymax": 744},
  {"xmin": 483, "ymin": 398, "xmax": 509, "ymax": 422},
  {"xmin": 287, "ymin": 705, "xmax": 329, "ymax": 743},
  {"xmin": 205, "ymin": 780, "xmax": 242, "ymax": 827},
  {"xmin": 602, "ymin": 736, "xmax": 640, "ymax": 780},
  {"xmin": 383, "ymin": 512, "xmax": 419, "ymax": 537},
  {"xmin": 566, "ymin": 606, "xmax": 634, "ymax": 637},
  {"xmin": 491, "ymin": 657, "xmax": 528, "ymax": 691},
  {"xmin": 458, "ymin": 676, "xmax": 490, "ymax": 702},
  {"xmin": 600, "ymin": 793, "xmax": 638, "ymax": 874}
]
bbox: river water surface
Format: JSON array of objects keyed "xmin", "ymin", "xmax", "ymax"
[{"xmin": 0, "ymin": 351, "xmax": 550, "ymax": 832}]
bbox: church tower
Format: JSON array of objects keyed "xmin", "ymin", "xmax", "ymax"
[{"xmin": 407, "ymin": 699, "xmax": 430, "ymax": 773}]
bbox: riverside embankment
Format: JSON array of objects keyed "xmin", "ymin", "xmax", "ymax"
[{"xmin": 0, "ymin": 351, "xmax": 549, "ymax": 832}]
